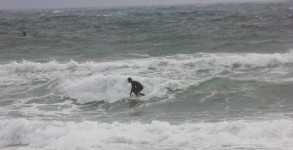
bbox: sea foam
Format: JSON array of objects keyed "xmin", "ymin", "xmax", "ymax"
[
  {"xmin": 1, "ymin": 51, "xmax": 292, "ymax": 75},
  {"xmin": 58, "ymin": 75, "xmax": 186, "ymax": 104},
  {"xmin": 0, "ymin": 119, "xmax": 292, "ymax": 149},
  {"xmin": 1, "ymin": 51, "xmax": 293, "ymax": 103}
]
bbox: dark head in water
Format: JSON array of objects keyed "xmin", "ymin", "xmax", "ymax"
[
  {"xmin": 22, "ymin": 31, "xmax": 26, "ymax": 36},
  {"xmin": 128, "ymin": 77, "xmax": 132, "ymax": 83}
]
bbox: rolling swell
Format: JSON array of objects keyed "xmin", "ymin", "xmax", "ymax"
[
  {"xmin": 171, "ymin": 77, "xmax": 293, "ymax": 112},
  {"xmin": 0, "ymin": 51, "xmax": 293, "ymax": 104},
  {"xmin": 0, "ymin": 51, "xmax": 291, "ymax": 123},
  {"xmin": 1, "ymin": 51, "xmax": 293, "ymax": 74},
  {"xmin": 2, "ymin": 2, "xmax": 293, "ymax": 62}
]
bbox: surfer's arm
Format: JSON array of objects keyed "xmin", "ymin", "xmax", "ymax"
[{"xmin": 130, "ymin": 84, "xmax": 134, "ymax": 95}]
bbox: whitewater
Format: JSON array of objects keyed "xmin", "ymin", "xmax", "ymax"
[{"xmin": 1, "ymin": 1, "xmax": 293, "ymax": 149}]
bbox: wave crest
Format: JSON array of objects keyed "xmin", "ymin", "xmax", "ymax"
[
  {"xmin": 1, "ymin": 51, "xmax": 292, "ymax": 74},
  {"xmin": 1, "ymin": 119, "xmax": 292, "ymax": 149},
  {"xmin": 1, "ymin": 51, "xmax": 293, "ymax": 103}
]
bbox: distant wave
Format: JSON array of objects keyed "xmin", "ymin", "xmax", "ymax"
[
  {"xmin": 127, "ymin": 53, "xmax": 150, "ymax": 57},
  {"xmin": 1, "ymin": 51, "xmax": 292, "ymax": 74},
  {"xmin": 53, "ymin": 10, "xmax": 64, "ymax": 13},
  {"xmin": 1, "ymin": 119, "xmax": 292, "ymax": 149}
]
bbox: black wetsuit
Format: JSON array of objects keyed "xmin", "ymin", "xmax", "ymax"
[{"xmin": 130, "ymin": 81, "xmax": 144, "ymax": 96}]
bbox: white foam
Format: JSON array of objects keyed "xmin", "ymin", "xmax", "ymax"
[
  {"xmin": 128, "ymin": 53, "xmax": 150, "ymax": 57},
  {"xmin": 0, "ymin": 119, "xmax": 292, "ymax": 149},
  {"xmin": 1, "ymin": 51, "xmax": 292, "ymax": 74},
  {"xmin": 58, "ymin": 75, "xmax": 187, "ymax": 104},
  {"xmin": 1, "ymin": 51, "xmax": 293, "ymax": 103},
  {"xmin": 53, "ymin": 10, "xmax": 64, "ymax": 13},
  {"xmin": 200, "ymin": 51, "xmax": 293, "ymax": 68}
]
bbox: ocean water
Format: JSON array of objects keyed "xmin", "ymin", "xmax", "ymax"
[{"xmin": 1, "ymin": 1, "xmax": 293, "ymax": 149}]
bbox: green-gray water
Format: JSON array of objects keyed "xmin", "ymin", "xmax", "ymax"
[{"xmin": 1, "ymin": 1, "xmax": 293, "ymax": 149}]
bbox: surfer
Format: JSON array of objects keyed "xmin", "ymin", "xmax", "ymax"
[{"xmin": 128, "ymin": 77, "xmax": 145, "ymax": 97}]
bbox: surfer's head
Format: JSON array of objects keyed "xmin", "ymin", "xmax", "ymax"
[{"xmin": 127, "ymin": 77, "xmax": 132, "ymax": 83}]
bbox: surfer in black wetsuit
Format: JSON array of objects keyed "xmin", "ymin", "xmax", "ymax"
[{"xmin": 128, "ymin": 77, "xmax": 145, "ymax": 97}]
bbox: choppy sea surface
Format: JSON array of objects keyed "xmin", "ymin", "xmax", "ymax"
[{"xmin": 1, "ymin": 1, "xmax": 293, "ymax": 149}]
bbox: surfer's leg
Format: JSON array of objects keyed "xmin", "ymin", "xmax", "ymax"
[
  {"xmin": 137, "ymin": 87, "xmax": 144, "ymax": 96},
  {"xmin": 133, "ymin": 87, "xmax": 144, "ymax": 97},
  {"xmin": 133, "ymin": 89, "xmax": 139, "ymax": 96},
  {"xmin": 138, "ymin": 88, "xmax": 144, "ymax": 96},
  {"xmin": 134, "ymin": 92, "xmax": 139, "ymax": 96}
]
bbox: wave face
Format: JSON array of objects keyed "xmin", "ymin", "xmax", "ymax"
[
  {"xmin": 1, "ymin": 119, "xmax": 293, "ymax": 149},
  {"xmin": 0, "ymin": 51, "xmax": 293, "ymax": 126},
  {"xmin": 1, "ymin": 51, "xmax": 293, "ymax": 104}
]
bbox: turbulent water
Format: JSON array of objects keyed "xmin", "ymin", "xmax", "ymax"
[{"xmin": 1, "ymin": 1, "xmax": 293, "ymax": 149}]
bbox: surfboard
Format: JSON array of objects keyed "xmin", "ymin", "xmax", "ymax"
[{"xmin": 128, "ymin": 95, "xmax": 144, "ymax": 102}]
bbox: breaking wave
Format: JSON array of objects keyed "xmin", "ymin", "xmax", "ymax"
[
  {"xmin": 1, "ymin": 51, "xmax": 292, "ymax": 74},
  {"xmin": 1, "ymin": 51, "xmax": 293, "ymax": 103},
  {"xmin": 0, "ymin": 119, "xmax": 292, "ymax": 149},
  {"xmin": 58, "ymin": 75, "xmax": 186, "ymax": 104}
]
